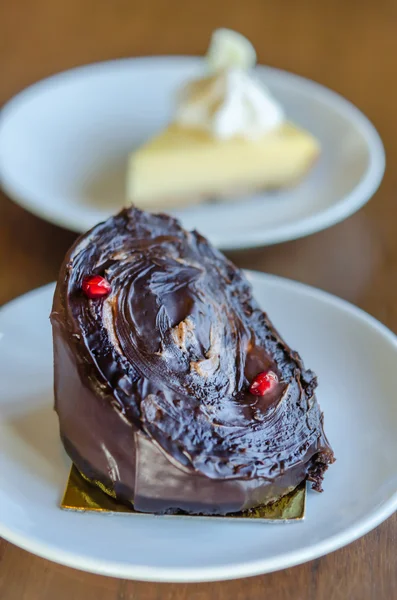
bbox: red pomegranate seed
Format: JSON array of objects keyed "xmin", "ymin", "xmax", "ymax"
[
  {"xmin": 82, "ymin": 275, "xmax": 111, "ymax": 299},
  {"xmin": 249, "ymin": 371, "xmax": 278, "ymax": 396}
]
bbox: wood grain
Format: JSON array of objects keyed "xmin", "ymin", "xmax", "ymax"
[{"xmin": 0, "ymin": 1, "xmax": 396, "ymax": 598}]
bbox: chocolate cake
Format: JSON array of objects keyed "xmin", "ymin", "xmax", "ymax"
[{"xmin": 51, "ymin": 207, "xmax": 334, "ymax": 515}]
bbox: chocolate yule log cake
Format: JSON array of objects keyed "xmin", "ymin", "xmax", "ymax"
[{"xmin": 51, "ymin": 207, "xmax": 334, "ymax": 515}]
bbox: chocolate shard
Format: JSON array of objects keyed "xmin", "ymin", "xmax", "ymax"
[{"xmin": 51, "ymin": 207, "xmax": 334, "ymax": 515}]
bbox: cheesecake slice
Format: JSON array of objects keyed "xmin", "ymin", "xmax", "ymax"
[
  {"xmin": 127, "ymin": 121, "xmax": 319, "ymax": 210},
  {"xmin": 127, "ymin": 29, "xmax": 320, "ymax": 211}
]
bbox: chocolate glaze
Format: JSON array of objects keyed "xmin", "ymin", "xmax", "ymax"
[{"xmin": 51, "ymin": 208, "xmax": 334, "ymax": 514}]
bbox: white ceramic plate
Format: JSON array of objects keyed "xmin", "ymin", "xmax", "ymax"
[
  {"xmin": 0, "ymin": 273, "xmax": 396, "ymax": 582},
  {"xmin": 0, "ymin": 58, "xmax": 385, "ymax": 249}
]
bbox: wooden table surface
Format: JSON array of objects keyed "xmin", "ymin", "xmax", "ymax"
[{"xmin": 1, "ymin": 1, "xmax": 396, "ymax": 598}]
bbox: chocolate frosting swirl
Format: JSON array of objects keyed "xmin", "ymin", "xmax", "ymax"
[{"xmin": 56, "ymin": 208, "xmax": 333, "ymax": 485}]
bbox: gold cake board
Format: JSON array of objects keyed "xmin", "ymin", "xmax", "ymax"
[{"xmin": 61, "ymin": 465, "xmax": 306, "ymax": 522}]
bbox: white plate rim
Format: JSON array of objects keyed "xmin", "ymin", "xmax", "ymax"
[
  {"xmin": 0, "ymin": 57, "xmax": 386, "ymax": 249},
  {"xmin": 0, "ymin": 274, "xmax": 396, "ymax": 582}
]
